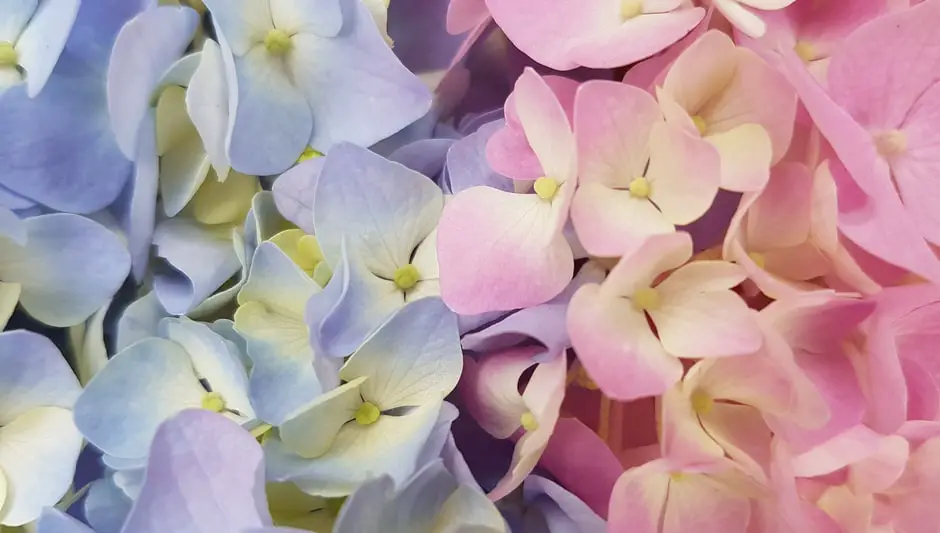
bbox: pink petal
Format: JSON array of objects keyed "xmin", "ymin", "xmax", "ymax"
[
  {"xmin": 705, "ymin": 124, "xmax": 773, "ymax": 192},
  {"xmin": 790, "ymin": 425, "xmax": 885, "ymax": 478},
  {"xmin": 893, "ymin": 83, "xmax": 940, "ymax": 246},
  {"xmin": 647, "ymin": 122, "xmax": 721, "ymax": 225},
  {"xmin": 437, "ymin": 186, "xmax": 573, "ymax": 314},
  {"xmin": 701, "ymin": 403, "xmax": 773, "ymax": 481},
  {"xmin": 446, "ymin": 0, "xmax": 490, "ymax": 34},
  {"xmin": 570, "ymin": 184, "xmax": 674, "ymax": 258},
  {"xmin": 623, "ymin": 8, "xmax": 714, "ymax": 90},
  {"xmin": 568, "ymin": 284, "xmax": 683, "ymax": 402},
  {"xmin": 660, "ymin": 382, "xmax": 725, "ymax": 464},
  {"xmin": 488, "ymin": 353, "xmax": 567, "ymax": 501},
  {"xmin": 574, "ymin": 80, "xmax": 662, "ymax": 188},
  {"xmin": 826, "ymin": 0, "xmax": 940, "ymax": 130},
  {"xmin": 655, "ymin": 260, "xmax": 747, "ymax": 297},
  {"xmin": 663, "ymin": 31, "xmax": 738, "ymax": 116},
  {"xmin": 778, "ymin": 45, "xmax": 940, "ymax": 283},
  {"xmin": 565, "ymin": 8, "xmax": 706, "ymax": 69},
  {"xmin": 540, "ymin": 418, "xmax": 624, "ymax": 518},
  {"xmin": 608, "ymin": 460, "xmax": 671, "ymax": 533},
  {"xmin": 485, "ymin": 123, "xmax": 544, "ymax": 181},
  {"xmin": 662, "ymin": 464, "xmax": 752, "ymax": 533},
  {"xmin": 652, "ymin": 290, "xmax": 763, "ymax": 359},
  {"xmin": 848, "ymin": 435, "xmax": 909, "ymax": 494},
  {"xmin": 513, "ymin": 68, "xmax": 577, "ymax": 182},
  {"xmin": 458, "ymin": 348, "xmax": 540, "ymax": 439},
  {"xmin": 745, "ymin": 162, "xmax": 814, "ymax": 250}
]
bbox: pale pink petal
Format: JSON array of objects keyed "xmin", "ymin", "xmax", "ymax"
[
  {"xmin": 513, "ymin": 68, "xmax": 576, "ymax": 182},
  {"xmin": 903, "ymin": 357, "xmax": 940, "ymax": 422},
  {"xmin": 485, "ymin": 123, "xmax": 544, "ymax": 181},
  {"xmin": 655, "ymin": 261, "xmax": 747, "ymax": 297},
  {"xmin": 705, "ymin": 124, "xmax": 773, "ymax": 192},
  {"xmin": 777, "ymin": 48, "xmax": 940, "ymax": 283},
  {"xmin": 623, "ymin": 9, "xmax": 714, "ymax": 90},
  {"xmin": 446, "ymin": 0, "xmax": 489, "ymax": 34},
  {"xmin": 701, "ymin": 403, "xmax": 773, "ymax": 481},
  {"xmin": 608, "ymin": 460, "xmax": 671, "ymax": 533},
  {"xmin": 660, "ymin": 383, "xmax": 725, "ymax": 464},
  {"xmin": 687, "ymin": 352, "xmax": 797, "ymax": 420},
  {"xmin": 541, "ymin": 418, "xmax": 624, "ymax": 518},
  {"xmin": 488, "ymin": 353, "xmax": 567, "ymax": 501},
  {"xmin": 574, "ymin": 80, "xmax": 662, "ymax": 188},
  {"xmin": 662, "ymin": 467, "xmax": 752, "ymax": 533},
  {"xmin": 565, "ymin": 8, "xmax": 706, "ymax": 69},
  {"xmin": 437, "ymin": 186, "xmax": 573, "ymax": 314},
  {"xmin": 647, "ymin": 122, "xmax": 721, "ymax": 225},
  {"xmin": 790, "ymin": 424, "xmax": 883, "ymax": 477},
  {"xmin": 568, "ymin": 284, "xmax": 683, "ymax": 402},
  {"xmin": 714, "ymin": 0, "xmax": 766, "ymax": 38},
  {"xmin": 893, "ymin": 83, "xmax": 940, "ymax": 246},
  {"xmin": 826, "ymin": 0, "xmax": 940, "ymax": 130},
  {"xmin": 458, "ymin": 348, "xmax": 539, "ymax": 439},
  {"xmin": 848, "ymin": 435, "xmax": 909, "ymax": 494},
  {"xmin": 604, "ymin": 232, "xmax": 693, "ymax": 297},
  {"xmin": 663, "ymin": 31, "xmax": 739, "ymax": 114},
  {"xmin": 570, "ymin": 184, "xmax": 674, "ymax": 258},
  {"xmin": 745, "ymin": 162, "xmax": 814, "ymax": 250},
  {"xmin": 652, "ymin": 290, "xmax": 763, "ymax": 359}
]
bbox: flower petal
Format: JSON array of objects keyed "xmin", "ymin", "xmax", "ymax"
[
  {"xmin": 279, "ymin": 378, "xmax": 365, "ymax": 459},
  {"xmin": 653, "ymin": 290, "xmax": 762, "ymax": 359},
  {"xmin": 0, "ymin": 330, "xmax": 80, "ymax": 425},
  {"xmin": 513, "ymin": 68, "xmax": 576, "ymax": 182},
  {"xmin": 15, "ymin": 0, "xmax": 80, "ymax": 97},
  {"xmin": 186, "ymin": 38, "xmax": 231, "ymax": 180}
]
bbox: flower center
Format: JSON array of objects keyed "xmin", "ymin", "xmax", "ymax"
[
  {"xmin": 690, "ymin": 390, "xmax": 714, "ymax": 415},
  {"xmin": 793, "ymin": 41, "xmax": 817, "ymax": 63},
  {"xmin": 264, "ymin": 29, "xmax": 293, "ymax": 55},
  {"xmin": 691, "ymin": 115, "xmax": 708, "ymax": 136},
  {"xmin": 632, "ymin": 286, "xmax": 660, "ymax": 311},
  {"xmin": 874, "ymin": 129, "xmax": 907, "ymax": 158},
  {"xmin": 296, "ymin": 145, "xmax": 323, "ymax": 164},
  {"xmin": 534, "ymin": 177, "xmax": 560, "ymax": 201},
  {"xmin": 354, "ymin": 402, "xmax": 381, "ymax": 425},
  {"xmin": 0, "ymin": 42, "xmax": 17, "ymax": 67},
  {"xmin": 628, "ymin": 177, "xmax": 650, "ymax": 198},
  {"xmin": 393, "ymin": 264, "xmax": 420, "ymax": 291},
  {"xmin": 748, "ymin": 251, "xmax": 766, "ymax": 269},
  {"xmin": 620, "ymin": 0, "xmax": 643, "ymax": 20},
  {"xmin": 520, "ymin": 411, "xmax": 539, "ymax": 431},
  {"xmin": 201, "ymin": 392, "xmax": 226, "ymax": 413}
]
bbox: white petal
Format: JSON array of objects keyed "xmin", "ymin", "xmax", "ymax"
[
  {"xmin": 279, "ymin": 377, "xmax": 365, "ymax": 458},
  {"xmin": 187, "ymin": 38, "xmax": 231, "ymax": 179},
  {"xmin": 15, "ymin": 0, "xmax": 80, "ymax": 97},
  {"xmin": 0, "ymin": 0, "xmax": 36, "ymax": 42}
]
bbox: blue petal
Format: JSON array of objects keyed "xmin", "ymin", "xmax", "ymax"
[
  {"xmin": 84, "ymin": 476, "xmax": 133, "ymax": 533},
  {"xmin": 0, "ymin": 330, "xmax": 81, "ymax": 424},
  {"xmin": 0, "ymin": 206, "xmax": 25, "ymax": 245},
  {"xmin": 15, "ymin": 0, "xmax": 81, "ymax": 98},
  {"xmin": 523, "ymin": 476, "xmax": 606, "ymax": 533},
  {"xmin": 121, "ymin": 410, "xmax": 271, "ymax": 533},
  {"xmin": 445, "ymin": 121, "xmax": 512, "ymax": 194},
  {"xmin": 152, "ymin": 218, "xmax": 241, "ymax": 315},
  {"xmin": 306, "ymin": 241, "xmax": 403, "ymax": 359},
  {"xmin": 313, "ymin": 143, "xmax": 442, "ymax": 277},
  {"xmin": 73, "ymin": 338, "xmax": 205, "ymax": 459},
  {"xmin": 389, "ymin": 138, "xmax": 454, "ymax": 182},
  {"xmin": 0, "ymin": 214, "xmax": 130, "ymax": 327},
  {"xmin": 115, "ymin": 291, "xmax": 170, "ymax": 352},
  {"xmin": 272, "ymin": 158, "xmax": 323, "ymax": 235},
  {"xmin": 36, "ymin": 509, "xmax": 95, "ymax": 533}
]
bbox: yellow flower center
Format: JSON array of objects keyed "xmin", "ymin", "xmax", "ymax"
[
  {"xmin": 354, "ymin": 402, "xmax": 381, "ymax": 425},
  {"xmin": 264, "ymin": 29, "xmax": 293, "ymax": 55},
  {"xmin": 670, "ymin": 472, "xmax": 687, "ymax": 482},
  {"xmin": 748, "ymin": 251, "xmax": 766, "ymax": 269},
  {"xmin": 520, "ymin": 411, "xmax": 539, "ymax": 432},
  {"xmin": 690, "ymin": 390, "xmax": 714, "ymax": 415},
  {"xmin": 793, "ymin": 41, "xmax": 817, "ymax": 63},
  {"xmin": 296, "ymin": 146, "xmax": 323, "ymax": 164},
  {"xmin": 620, "ymin": 0, "xmax": 643, "ymax": 20},
  {"xmin": 628, "ymin": 177, "xmax": 650, "ymax": 198},
  {"xmin": 691, "ymin": 115, "xmax": 708, "ymax": 136},
  {"xmin": 201, "ymin": 392, "xmax": 226, "ymax": 413},
  {"xmin": 874, "ymin": 129, "xmax": 907, "ymax": 158},
  {"xmin": 393, "ymin": 264, "xmax": 420, "ymax": 291},
  {"xmin": 0, "ymin": 42, "xmax": 17, "ymax": 67},
  {"xmin": 632, "ymin": 286, "xmax": 660, "ymax": 311},
  {"xmin": 533, "ymin": 177, "xmax": 560, "ymax": 201}
]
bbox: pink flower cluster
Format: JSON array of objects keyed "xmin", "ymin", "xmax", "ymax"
[{"xmin": 437, "ymin": 0, "xmax": 940, "ymax": 531}]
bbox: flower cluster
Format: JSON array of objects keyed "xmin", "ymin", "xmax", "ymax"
[{"xmin": 1, "ymin": 0, "xmax": 940, "ymax": 532}]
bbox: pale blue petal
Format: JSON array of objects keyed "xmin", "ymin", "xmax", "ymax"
[
  {"xmin": 116, "ymin": 291, "xmax": 169, "ymax": 352},
  {"xmin": 152, "ymin": 218, "xmax": 241, "ymax": 315},
  {"xmin": 445, "ymin": 121, "xmax": 512, "ymax": 195},
  {"xmin": 161, "ymin": 317, "xmax": 255, "ymax": 421},
  {"xmin": 0, "ymin": 206, "xmax": 25, "ymax": 245},
  {"xmin": 236, "ymin": 243, "xmax": 326, "ymax": 424},
  {"xmin": 313, "ymin": 143, "xmax": 442, "ymax": 277},
  {"xmin": 271, "ymin": 158, "xmax": 322, "ymax": 235},
  {"xmin": 415, "ymin": 402, "xmax": 459, "ymax": 473},
  {"xmin": 211, "ymin": 319, "xmax": 252, "ymax": 368},
  {"xmin": 66, "ymin": 0, "xmax": 154, "ymax": 65},
  {"xmin": 73, "ymin": 338, "xmax": 205, "ymax": 459},
  {"xmin": 111, "ymin": 111, "xmax": 158, "ymax": 281},
  {"xmin": 265, "ymin": 401, "xmax": 442, "ymax": 497},
  {"xmin": 0, "ymin": 214, "xmax": 130, "ymax": 327},
  {"xmin": 244, "ymin": 191, "xmax": 292, "ymax": 252},
  {"xmin": 270, "ymin": 0, "xmax": 343, "ymax": 38},
  {"xmin": 226, "ymin": 45, "xmax": 312, "ymax": 176},
  {"xmin": 306, "ymin": 242, "xmax": 403, "ymax": 359},
  {"xmin": 330, "ymin": 475, "xmax": 391, "ymax": 533},
  {"xmin": 36, "ymin": 509, "xmax": 95, "ymax": 533},
  {"xmin": 0, "ymin": 0, "xmax": 36, "ymax": 42},
  {"xmin": 389, "ymin": 138, "xmax": 454, "ymax": 182},
  {"xmin": 0, "ymin": 184, "xmax": 36, "ymax": 211},
  {"xmin": 290, "ymin": 0, "xmax": 431, "ymax": 158},
  {"xmin": 523, "ymin": 477, "xmax": 605, "ymax": 533},
  {"xmin": 440, "ymin": 433, "xmax": 481, "ymax": 492},
  {"xmin": 0, "ymin": 330, "xmax": 81, "ymax": 424},
  {"xmin": 187, "ymin": 39, "xmax": 230, "ymax": 179},
  {"xmin": 84, "ymin": 476, "xmax": 133, "ymax": 533},
  {"xmin": 112, "ymin": 466, "xmax": 145, "ymax": 500},
  {"xmin": 341, "ymin": 298, "xmax": 461, "ymax": 409},
  {"xmin": 190, "ymin": 230, "xmax": 250, "ymax": 318},
  {"xmin": 15, "ymin": 0, "xmax": 80, "ymax": 97},
  {"xmin": 107, "ymin": 5, "xmax": 198, "ymax": 159},
  {"xmin": 121, "ymin": 410, "xmax": 271, "ymax": 533},
  {"xmin": 201, "ymin": 0, "xmax": 272, "ymax": 56}
]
